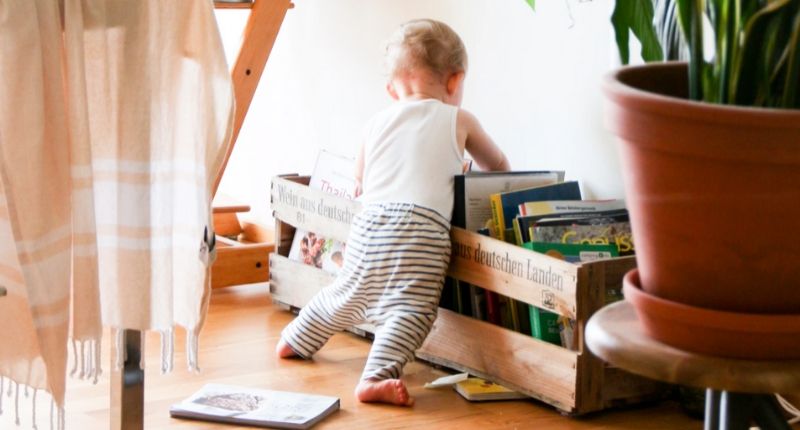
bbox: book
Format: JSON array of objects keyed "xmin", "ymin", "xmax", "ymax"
[
  {"xmin": 518, "ymin": 199, "xmax": 626, "ymax": 217},
  {"xmin": 528, "ymin": 306, "xmax": 561, "ymax": 345},
  {"xmin": 530, "ymin": 210, "xmax": 634, "ymax": 256},
  {"xmin": 453, "ymin": 171, "xmax": 564, "ymax": 232},
  {"xmin": 489, "ymin": 181, "xmax": 582, "ymax": 242},
  {"xmin": 523, "ymin": 241, "xmax": 619, "ymax": 349},
  {"xmin": 453, "ymin": 377, "xmax": 529, "ymax": 402},
  {"xmin": 524, "ymin": 241, "xmax": 619, "ymax": 264},
  {"xmin": 169, "ymin": 384, "xmax": 340, "ymax": 429},
  {"xmin": 287, "ymin": 150, "xmax": 356, "ymax": 274}
]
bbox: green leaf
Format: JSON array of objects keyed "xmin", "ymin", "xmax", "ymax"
[
  {"xmin": 707, "ymin": 0, "xmax": 735, "ymax": 103},
  {"xmin": 525, "ymin": 0, "xmax": 535, "ymax": 11},
  {"xmin": 655, "ymin": 0, "xmax": 686, "ymax": 60},
  {"xmin": 781, "ymin": 8, "xmax": 800, "ymax": 107},
  {"xmin": 734, "ymin": 0, "xmax": 794, "ymax": 105},
  {"xmin": 611, "ymin": 0, "xmax": 665, "ymax": 65},
  {"xmin": 676, "ymin": 0, "xmax": 706, "ymax": 100}
]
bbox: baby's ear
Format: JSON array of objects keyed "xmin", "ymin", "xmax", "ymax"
[
  {"xmin": 386, "ymin": 82, "xmax": 399, "ymax": 100},
  {"xmin": 446, "ymin": 72, "xmax": 465, "ymax": 95}
]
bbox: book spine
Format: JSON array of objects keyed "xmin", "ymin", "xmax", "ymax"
[
  {"xmin": 529, "ymin": 306, "xmax": 561, "ymax": 346},
  {"xmin": 485, "ymin": 291, "xmax": 500, "ymax": 325},
  {"xmin": 512, "ymin": 217, "xmax": 524, "ymax": 246},
  {"xmin": 489, "ymin": 193, "xmax": 505, "ymax": 242},
  {"xmin": 453, "ymin": 176, "xmax": 466, "ymax": 228}
]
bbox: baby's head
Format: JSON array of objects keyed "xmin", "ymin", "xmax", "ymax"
[{"xmin": 385, "ymin": 19, "xmax": 468, "ymax": 104}]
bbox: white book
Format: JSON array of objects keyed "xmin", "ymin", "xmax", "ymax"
[
  {"xmin": 453, "ymin": 170, "xmax": 565, "ymax": 232},
  {"xmin": 518, "ymin": 199, "xmax": 627, "ymax": 217},
  {"xmin": 287, "ymin": 150, "xmax": 356, "ymax": 274},
  {"xmin": 170, "ymin": 384, "xmax": 340, "ymax": 429}
]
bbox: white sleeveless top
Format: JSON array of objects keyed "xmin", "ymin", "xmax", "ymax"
[{"xmin": 359, "ymin": 98, "xmax": 464, "ymax": 219}]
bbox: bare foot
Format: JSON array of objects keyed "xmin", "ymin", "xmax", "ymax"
[
  {"xmin": 276, "ymin": 338, "xmax": 300, "ymax": 358},
  {"xmin": 355, "ymin": 379, "xmax": 415, "ymax": 406}
]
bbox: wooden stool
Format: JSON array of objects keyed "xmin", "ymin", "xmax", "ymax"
[{"xmin": 586, "ymin": 301, "xmax": 800, "ymax": 430}]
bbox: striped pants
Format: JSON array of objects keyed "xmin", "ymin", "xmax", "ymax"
[{"xmin": 281, "ymin": 203, "xmax": 451, "ymax": 381}]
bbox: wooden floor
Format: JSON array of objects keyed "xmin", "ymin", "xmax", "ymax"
[{"xmin": 3, "ymin": 283, "xmax": 707, "ymax": 429}]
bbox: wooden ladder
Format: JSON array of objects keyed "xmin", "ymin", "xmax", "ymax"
[{"xmin": 209, "ymin": 0, "xmax": 293, "ymax": 289}]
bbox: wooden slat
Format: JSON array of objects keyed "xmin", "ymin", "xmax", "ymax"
[
  {"xmin": 213, "ymin": 212, "xmax": 243, "ymax": 237},
  {"xmin": 213, "ymin": 0, "xmax": 293, "ymax": 195},
  {"xmin": 241, "ymin": 221, "xmax": 273, "ymax": 243},
  {"xmin": 418, "ymin": 307, "xmax": 579, "ymax": 412},
  {"xmin": 574, "ymin": 265, "xmax": 605, "ymax": 414},
  {"xmin": 214, "ymin": 0, "xmax": 254, "ymax": 9},
  {"xmin": 212, "ymin": 242, "xmax": 272, "ymax": 288},
  {"xmin": 271, "ymin": 176, "xmax": 362, "ymax": 243},
  {"xmin": 269, "ymin": 254, "xmax": 336, "ymax": 307},
  {"xmin": 269, "ymin": 254, "xmax": 375, "ymax": 336},
  {"xmin": 583, "ymin": 255, "xmax": 637, "ymax": 293},
  {"xmin": 448, "ymin": 227, "xmax": 579, "ymax": 319},
  {"xmin": 213, "ymin": 204, "xmax": 251, "ymax": 214}
]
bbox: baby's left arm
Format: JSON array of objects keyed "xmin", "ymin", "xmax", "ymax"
[{"xmin": 457, "ymin": 109, "xmax": 510, "ymax": 172}]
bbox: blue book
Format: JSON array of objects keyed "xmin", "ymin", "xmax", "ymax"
[{"xmin": 489, "ymin": 181, "xmax": 582, "ymax": 242}]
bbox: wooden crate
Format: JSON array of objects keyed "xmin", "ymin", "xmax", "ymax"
[{"xmin": 269, "ymin": 175, "xmax": 668, "ymax": 415}]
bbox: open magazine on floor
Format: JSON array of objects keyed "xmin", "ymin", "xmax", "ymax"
[{"xmin": 170, "ymin": 383, "xmax": 340, "ymax": 429}]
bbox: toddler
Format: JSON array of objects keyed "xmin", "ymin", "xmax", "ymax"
[{"xmin": 276, "ymin": 18, "xmax": 510, "ymax": 406}]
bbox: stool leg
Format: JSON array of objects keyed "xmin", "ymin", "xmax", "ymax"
[
  {"xmin": 752, "ymin": 395, "xmax": 791, "ymax": 430},
  {"xmin": 704, "ymin": 389, "xmax": 721, "ymax": 430},
  {"xmin": 719, "ymin": 391, "xmax": 754, "ymax": 430}
]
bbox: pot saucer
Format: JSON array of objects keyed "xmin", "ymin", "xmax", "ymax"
[{"xmin": 623, "ymin": 269, "xmax": 800, "ymax": 360}]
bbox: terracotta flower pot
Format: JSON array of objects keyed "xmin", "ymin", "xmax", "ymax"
[
  {"xmin": 605, "ymin": 62, "xmax": 800, "ymax": 313},
  {"xmin": 604, "ymin": 62, "xmax": 800, "ymax": 357}
]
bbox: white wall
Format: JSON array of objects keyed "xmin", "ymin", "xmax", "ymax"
[{"xmin": 215, "ymin": 0, "xmax": 628, "ymax": 224}]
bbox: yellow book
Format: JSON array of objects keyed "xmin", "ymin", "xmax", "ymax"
[{"xmin": 454, "ymin": 377, "xmax": 529, "ymax": 402}]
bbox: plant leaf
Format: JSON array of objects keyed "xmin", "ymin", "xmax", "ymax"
[
  {"xmin": 781, "ymin": 8, "xmax": 800, "ymax": 107},
  {"xmin": 525, "ymin": 0, "xmax": 535, "ymax": 11},
  {"xmin": 676, "ymin": 0, "xmax": 706, "ymax": 100},
  {"xmin": 655, "ymin": 0, "xmax": 687, "ymax": 60},
  {"xmin": 734, "ymin": 0, "xmax": 794, "ymax": 105},
  {"xmin": 611, "ymin": 0, "xmax": 665, "ymax": 65}
]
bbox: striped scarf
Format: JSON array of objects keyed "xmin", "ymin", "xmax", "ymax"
[{"xmin": 0, "ymin": 0, "xmax": 233, "ymax": 427}]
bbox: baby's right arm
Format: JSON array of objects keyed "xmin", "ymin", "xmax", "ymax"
[{"xmin": 456, "ymin": 109, "xmax": 510, "ymax": 171}]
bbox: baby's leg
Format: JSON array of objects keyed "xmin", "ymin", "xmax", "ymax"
[
  {"xmin": 355, "ymin": 312, "xmax": 435, "ymax": 406},
  {"xmin": 278, "ymin": 281, "xmax": 365, "ymax": 359}
]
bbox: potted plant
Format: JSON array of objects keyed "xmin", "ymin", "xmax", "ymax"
[{"xmin": 529, "ymin": 0, "xmax": 800, "ymax": 360}]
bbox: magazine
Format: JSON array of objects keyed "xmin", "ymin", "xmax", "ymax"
[
  {"xmin": 170, "ymin": 384, "xmax": 340, "ymax": 429},
  {"xmin": 287, "ymin": 150, "xmax": 356, "ymax": 275}
]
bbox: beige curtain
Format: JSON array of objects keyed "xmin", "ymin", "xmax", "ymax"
[{"xmin": 0, "ymin": 0, "xmax": 233, "ymax": 427}]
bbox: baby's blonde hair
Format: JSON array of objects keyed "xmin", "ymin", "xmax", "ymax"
[{"xmin": 385, "ymin": 19, "xmax": 468, "ymax": 79}]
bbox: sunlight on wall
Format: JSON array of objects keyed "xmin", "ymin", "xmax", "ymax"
[{"xmin": 214, "ymin": 0, "xmax": 629, "ymax": 224}]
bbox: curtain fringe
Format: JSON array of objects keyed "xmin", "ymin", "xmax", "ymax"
[
  {"xmin": 0, "ymin": 375, "xmax": 59, "ymax": 429},
  {"xmin": 68, "ymin": 338, "xmax": 102, "ymax": 383}
]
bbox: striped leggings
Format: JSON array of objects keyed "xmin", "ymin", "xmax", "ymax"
[{"xmin": 281, "ymin": 203, "xmax": 451, "ymax": 381}]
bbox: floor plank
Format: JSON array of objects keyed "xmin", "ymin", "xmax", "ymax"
[{"xmin": 2, "ymin": 284, "xmax": 710, "ymax": 429}]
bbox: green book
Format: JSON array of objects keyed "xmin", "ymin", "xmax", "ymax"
[{"xmin": 523, "ymin": 242, "xmax": 618, "ymax": 346}]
